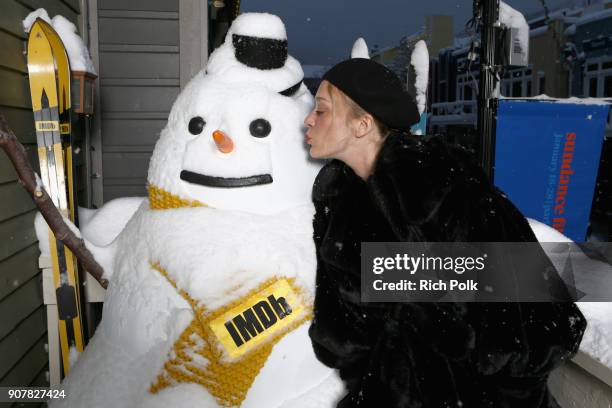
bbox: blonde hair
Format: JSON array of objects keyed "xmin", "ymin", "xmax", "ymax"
[{"xmin": 327, "ymin": 83, "xmax": 390, "ymax": 137}]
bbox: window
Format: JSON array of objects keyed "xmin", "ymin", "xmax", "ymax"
[
  {"xmin": 589, "ymin": 77, "xmax": 598, "ymax": 97},
  {"xmin": 587, "ymin": 63, "xmax": 599, "ymax": 71},
  {"xmin": 500, "ymin": 67, "xmax": 532, "ymax": 97},
  {"xmin": 526, "ymin": 80, "xmax": 532, "ymax": 96},
  {"xmin": 539, "ymin": 76, "xmax": 546, "ymax": 94},
  {"xmin": 584, "ymin": 57, "xmax": 612, "ymax": 98},
  {"xmin": 605, "ymin": 76, "xmax": 612, "ymax": 98},
  {"xmin": 464, "ymin": 84, "xmax": 472, "ymax": 100}
]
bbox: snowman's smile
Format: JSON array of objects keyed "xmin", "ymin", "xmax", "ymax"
[{"xmin": 180, "ymin": 170, "xmax": 273, "ymax": 188}]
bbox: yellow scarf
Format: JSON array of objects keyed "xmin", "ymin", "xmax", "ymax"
[{"xmin": 147, "ymin": 185, "xmax": 312, "ymax": 407}]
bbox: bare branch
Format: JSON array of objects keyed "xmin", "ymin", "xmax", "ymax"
[{"xmin": 0, "ymin": 112, "xmax": 108, "ymax": 289}]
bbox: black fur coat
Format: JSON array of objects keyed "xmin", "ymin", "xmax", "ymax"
[{"xmin": 308, "ymin": 132, "xmax": 586, "ymax": 408}]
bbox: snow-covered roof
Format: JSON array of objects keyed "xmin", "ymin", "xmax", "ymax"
[
  {"xmin": 575, "ymin": 7, "xmax": 612, "ymax": 27},
  {"xmin": 526, "ymin": 6, "xmax": 582, "ymax": 25},
  {"xmin": 501, "ymin": 95, "xmax": 612, "ymax": 105}
]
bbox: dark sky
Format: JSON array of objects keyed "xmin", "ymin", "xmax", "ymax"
[{"xmin": 241, "ymin": 0, "xmax": 579, "ymax": 65}]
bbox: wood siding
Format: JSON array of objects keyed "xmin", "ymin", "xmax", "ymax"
[
  {"xmin": 97, "ymin": 0, "xmax": 180, "ymax": 201},
  {"xmin": 0, "ymin": 0, "xmax": 82, "ymax": 394}
]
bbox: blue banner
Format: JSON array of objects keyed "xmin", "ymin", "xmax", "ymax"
[{"xmin": 494, "ymin": 99, "xmax": 609, "ymax": 242}]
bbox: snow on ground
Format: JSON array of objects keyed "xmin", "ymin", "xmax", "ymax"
[
  {"xmin": 528, "ymin": 218, "xmax": 612, "ymax": 369},
  {"xmin": 577, "ymin": 302, "xmax": 612, "ymax": 368}
]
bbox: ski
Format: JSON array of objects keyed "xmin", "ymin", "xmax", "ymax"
[{"xmin": 27, "ymin": 18, "xmax": 85, "ymax": 377}]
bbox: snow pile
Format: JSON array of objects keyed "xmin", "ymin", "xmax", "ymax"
[
  {"xmin": 23, "ymin": 8, "xmax": 97, "ymax": 74},
  {"xmin": 22, "ymin": 8, "xmax": 52, "ymax": 30},
  {"xmin": 230, "ymin": 12, "xmax": 286, "ymax": 39},
  {"xmin": 577, "ymin": 302, "xmax": 612, "ymax": 368},
  {"xmin": 34, "ymin": 198, "xmax": 144, "ymax": 258},
  {"xmin": 501, "ymin": 95, "xmax": 612, "ymax": 105},
  {"xmin": 528, "ymin": 218, "xmax": 573, "ymax": 243},
  {"xmin": 51, "ymin": 15, "xmax": 96, "ymax": 74},
  {"xmin": 80, "ymin": 197, "xmax": 145, "ymax": 246},
  {"xmin": 350, "ymin": 37, "xmax": 370, "ymax": 59},
  {"xmin": 410, "ymin": 40, "xmax": 429, "ymax": 115},
  {"xmin": 528, "ymin": 218, "xmax": 612, "ymax": 370},
  {"xmin": 499, "ymin": 1, "xmax": 529, "ymax": 64}
]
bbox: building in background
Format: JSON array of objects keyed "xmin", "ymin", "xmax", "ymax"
[
  {"xmin": 566, "ymin": 3, "xmax": 612, "ymax": 100},
  {"xmin": 371, "ymin": 1, "xmax": 612, "ymax": 241},
  {"xmin": 371, "ymin": 15, "xmax": 453, "ymax": 83},
  {"xmin": 563, "ymin": 2, "xmax": 612, "ymax": 241},
  {"xmin": 429, "ymin": 6, "xmax": 585, "ymax": 141}
]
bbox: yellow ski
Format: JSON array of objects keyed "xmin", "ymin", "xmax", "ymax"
[{"xmin": 27, "ymin": 19, "xmax": 85, "ymax": 377}]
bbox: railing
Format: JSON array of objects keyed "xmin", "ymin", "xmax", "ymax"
[
  {"xmin": 431, "ymin": 99, "xmax": 611, "ymax": 135},
  {"xmin": 430, "ymin": 101, "xmax": 477, "ymax": 125}
]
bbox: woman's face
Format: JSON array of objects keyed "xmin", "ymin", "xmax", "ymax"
[{"xmin": 304, "ymin": 81, "xmax": 354, "ymax": 160}]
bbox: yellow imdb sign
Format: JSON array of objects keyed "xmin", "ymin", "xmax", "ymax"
[{"xmin": 209, "ymin": 279, "xmax": 307, "ymax": 359}]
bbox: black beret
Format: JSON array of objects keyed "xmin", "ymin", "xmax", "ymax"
[{"xmin": 322, "ymin": 58, "xmax": 420, "ymax": 131}]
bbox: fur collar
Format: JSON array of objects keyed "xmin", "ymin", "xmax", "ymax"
[{"xmin": 313, "ymin": 132, "xmax": 481, "ymax": 227}]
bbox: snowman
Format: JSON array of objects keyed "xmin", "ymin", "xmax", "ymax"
[{"xmin": 47, "ymin": 13, "xmax": 344, "ymax": 408}]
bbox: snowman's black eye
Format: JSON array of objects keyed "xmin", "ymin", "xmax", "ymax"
[
  {"xmin": 188, "ymin": 116, "xmax": 206, "ymax": 135},
  {"xmin": 249, "ymin": 118, "xmax": 271, "ymax": 138}
]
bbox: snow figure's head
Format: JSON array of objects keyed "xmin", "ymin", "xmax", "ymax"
[
  {"xmin": 147, "ymin": 14, "xmax": 320, "ymax": 215},
  {"xmin": 206, "ymin": 12, "xmax": 311, "ymax": 105}
]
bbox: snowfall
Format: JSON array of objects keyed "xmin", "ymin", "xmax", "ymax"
[{"xmin": 24, "ymin": 5, "xmax": 612, "ymax": 408}]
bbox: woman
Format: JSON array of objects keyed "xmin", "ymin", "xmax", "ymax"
[{"xmin": 304, "ymin": 58, "xmax": 586, "ymax": 408}]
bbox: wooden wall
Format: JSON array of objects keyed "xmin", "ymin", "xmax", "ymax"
[{"xmin": 0, "ymin": 0, "xmax": 82, "ymax": 402}]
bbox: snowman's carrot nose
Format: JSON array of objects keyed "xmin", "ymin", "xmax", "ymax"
[{"xmin": 212, "ymin": 130, "xmax": 234, "ymax": 153}]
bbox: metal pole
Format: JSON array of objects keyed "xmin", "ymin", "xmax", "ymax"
[{"xmin": 476, "ymin": 0, "xmax": 500, "ymax": 181}]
